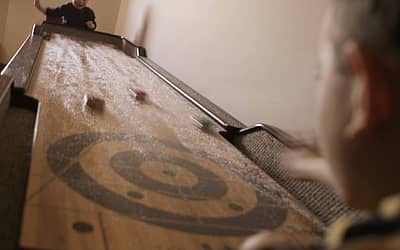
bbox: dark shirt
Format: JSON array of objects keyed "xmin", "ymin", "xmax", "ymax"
[{"xmin": 46, "ymin": 3, "xmax": 96, "ymax": 31}]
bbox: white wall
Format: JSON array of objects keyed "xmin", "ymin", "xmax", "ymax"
[
  {"xmin": 0, "ymin": 0, "xmax": 121, "ymax": 63},
  {"xmin": 116, "ymin": 0, "xmax": 329, "ymax": 130},
  {"xmin": 1, "ymin": 0, "xmax": 328, "ymax": 130}
]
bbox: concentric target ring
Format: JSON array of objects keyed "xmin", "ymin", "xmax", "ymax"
[
  {"xmin": 111, "ymin": 151, "xmax": 228, "ymax": 200},
  {"xmin": 47, "ymin": 132, "xmax": 288, "ymax": 236}
]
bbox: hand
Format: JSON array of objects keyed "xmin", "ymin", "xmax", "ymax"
[
  {"xmin": 34, "ymin": 0, "xmax": 42, "ymax": 8},
  {"xmin": 86, "ymin": 21, "xmax": 96, "ymax": 30},
  {"xmin": 281, "ymin": 146, "xmax": 337, "ymax": 188},
  {"xmin": 239, "ymin": 231, "xmax": 291, "ymax": 250},
  {"xmin": 34, "ymin": 0, "xmax": 46, "ymax": 14}
]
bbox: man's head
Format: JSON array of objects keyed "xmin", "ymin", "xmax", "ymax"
[
  {"xmin": 72, "ymin": 0, "xmax": 89, "ymax": 9},
  {"xmin": 318, "ymin": 0, "xmax": 400, "ymax": 210}
]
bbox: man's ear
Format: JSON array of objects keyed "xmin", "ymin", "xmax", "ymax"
[{"xmin": 343, "ymin": 42, "xmax": 391, "ymax": 140}]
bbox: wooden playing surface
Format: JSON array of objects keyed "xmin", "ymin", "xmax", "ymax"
[{"xmin": 20, "ymin": 34, "xmax": 323, "ymax": 250}]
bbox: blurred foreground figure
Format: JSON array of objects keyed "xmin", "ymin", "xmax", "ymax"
[{"xmin": 241, "ymin": 1, "xmax": 400, "ymax": 249}]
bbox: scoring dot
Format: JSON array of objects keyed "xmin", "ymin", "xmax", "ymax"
[
  {"xmin": 72, "ymin": 222, "xmax": 94, "ymax": 233},
  {"xmin": 228, "ymin": 203, "xmax": 244, "ymax": 212},
  {"xmin": 162, "ymin": 170, "xmax": 177, "ymax": 177},
  {"xmin": 201, "ymin": 244, "xmax": 212, "ymax": 250},
  {"xmin": 127, "ymin": 191, "xmax": 144, "ymax": 200}
]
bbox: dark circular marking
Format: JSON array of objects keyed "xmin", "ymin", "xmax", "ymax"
[
  {"xmin": 72, "ymin": 222, "xmax": 94, "ymax": 233},
  {"xmin": 47, "ymin": 132, "xmax": 288, "ymax": 236},
  {"xmin": 162, "ymin": 170, "xmax": 176, "ymax": 177},
  {"xmin": 201, "ymin": 244, "xmax": 212, "ymax": 250},
  {"xmin": 127, "ymin": 191, "xmax": 144, "ymax": 200},
  {"xmin": 228, "ymin": 203, "xmax": 244, "ymax": 212},
  {"xmin": 111, "ymin": 151, "xmax": 227, "ymax": 200}
]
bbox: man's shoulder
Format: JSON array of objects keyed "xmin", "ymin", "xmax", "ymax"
[
  {"xmin": 58, "ymin": 2, "xmax": 74, "ymax": 10},
  {"xmin": 62, "ymin": 3, "xmax": 74, "ymax": 8},
  {"xmin": 83, "ymin": 6, "xmax": 95, "ymax": 14}
]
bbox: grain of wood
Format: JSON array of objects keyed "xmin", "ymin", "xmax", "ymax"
[{"xmin": 20, "ymin": 34, "xmax": 323, "ymax": 250}]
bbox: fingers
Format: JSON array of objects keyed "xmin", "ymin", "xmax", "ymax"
[
  {"xmin": 282, "ymin": 149, "xmax": 327, "ymax": 180},
  {"xmin": 280, "ymin": 148, "xmax": 339, "ymax": 189},
  {"xmin": 279, "ymin": 133, "xmax": 324, "ymax": 181},
  {"xmin": 85, "ymin": 21, "xmax": 96, "ymax": 30}
]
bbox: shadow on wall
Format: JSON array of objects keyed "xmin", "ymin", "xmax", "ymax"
[
  {"xmin": 134, "ymin": 5, "xmax": 152, "ymax": 47},
  {"xmin": 0, "ymin": 45, "xmax": 6, "ymax": 66}
]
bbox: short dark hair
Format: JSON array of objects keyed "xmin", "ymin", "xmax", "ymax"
[{"xmin": 331, "ymin": 0, "xmax": 400, "ymax": 56}]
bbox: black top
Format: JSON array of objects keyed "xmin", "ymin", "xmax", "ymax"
[{"xmin": 46, "ymin": 3, "xmax": 96, "ymax": 31}]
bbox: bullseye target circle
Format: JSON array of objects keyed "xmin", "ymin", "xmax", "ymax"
[
  {"xmin": 47, "ymin": 132, "xmax": 288, "ymax": 236},
  {"xmin": 79, "ymin": 140, "xmax": 257, "ymax": 218}
]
